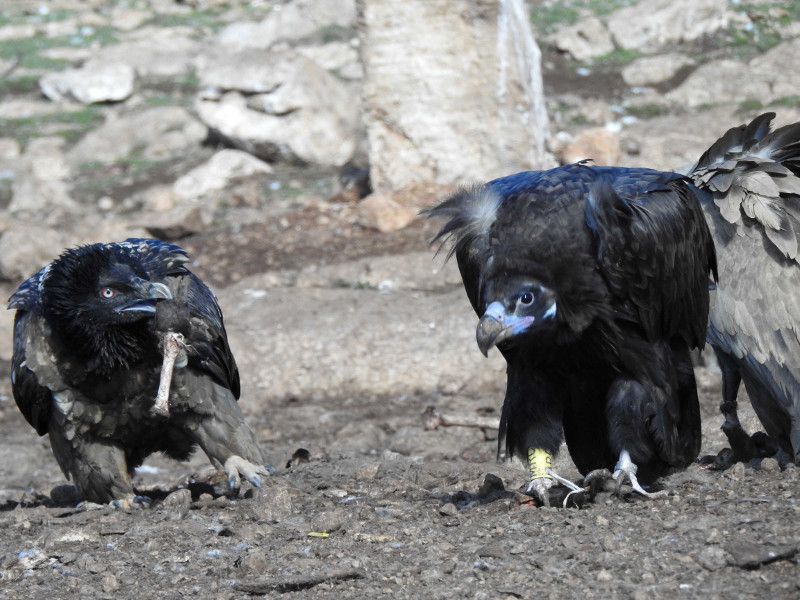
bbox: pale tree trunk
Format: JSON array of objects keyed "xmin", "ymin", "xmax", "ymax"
[{"xmin": 357, "ymin": 0, "xmax": 551, "ymax": 194}]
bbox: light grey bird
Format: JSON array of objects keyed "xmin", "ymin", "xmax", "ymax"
[{"xmin": 689, "ymin": 112, "xmax": 800, "ymax": 466}]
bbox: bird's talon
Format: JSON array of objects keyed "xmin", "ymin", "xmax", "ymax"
[
  {"xmin": 223, "ymin": 455, "xmax": 273, "ymax": 491},
  {"xmin": 526, "ymin": 476, "xmax": 554, "ymax": 507}
]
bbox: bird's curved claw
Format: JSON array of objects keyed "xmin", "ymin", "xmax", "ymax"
[
  {"xmin": 224, "ymin": 456, "xmax": 275, "ymax": 493},
  {"xmin": 111, "ymin": 495, "xmax": 152, "ymax": 510},
  {"xmin": 526, "ymin": 476, "xmax": 554, "ymax": 507},
  {"xmin": 612, "ymin": 451, "xmax": 667, "ymax": 499}
]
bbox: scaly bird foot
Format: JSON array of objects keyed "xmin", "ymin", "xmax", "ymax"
[
  {"xmin": 111, "ymin": 495, "xmax": 152, "ymax": 510},
  {"xmin": 224, "ymin": 456, "xmax": 276, "ymax": 492},
  {"xmin": 526, "ymin": 476, "xmax": 554, "ymax": 507},
  {"xmin": 613, "ymin": 450, "xmax": 667, "ymax": 499}
]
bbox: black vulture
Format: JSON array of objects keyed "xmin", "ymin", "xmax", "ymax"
[
  {"xmin": 689, "ymin": 112, "xmax": 800, "ymax": 467},
  {"xmin": 426, "ymin": 163, "xmax": 717, "ymax": 504},
  {"xmin": 9, "ymin": 238, "xmax": 271, "ymax": 507}
]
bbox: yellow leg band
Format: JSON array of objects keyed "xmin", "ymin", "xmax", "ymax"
[{"xmin": 528, "ymin": 448, "xmax": 553, "ymax": 480}]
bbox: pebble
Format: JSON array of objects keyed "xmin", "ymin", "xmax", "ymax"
[
  {"xmin": 761, "ymin": 458, "xmax": 781, "ymax": 473},
  {"xmin": 311, "ymin": 509, "xmax": 348, "ymax": 533},
  {"xmin": 596, "ymin": 569, "xmax": 612, "ymax": 582},
  {"xmin": 439, "ymin": 503, "xmax": 458, "ymax": 516},
  {"xmin": 355, "ymin": 463, "xmax": 382, "ymax": 480},
  {"xmin": 697, "ymin": 546, "xmax": 728, "ymax": 571}
]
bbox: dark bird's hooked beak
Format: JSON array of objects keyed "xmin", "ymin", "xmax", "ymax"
[
  {"xmin": 115, "ymin": 279, "xmax": 173, "ymax": 314},
  {"xmin": 476, "ymin": 301, "xmax": 535, "ymax": 356}
]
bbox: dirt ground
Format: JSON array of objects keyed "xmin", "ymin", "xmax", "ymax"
[{"xmin": 1, "ymin": 215, "xmax": 799, "ymax": 600}]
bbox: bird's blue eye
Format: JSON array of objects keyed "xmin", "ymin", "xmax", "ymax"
[
  {"xmin": 519, "ymin": 292, "xmax": 534, "ymax": 305},
  {"xmin": 99, "ymin": 287, "xmax": 116, "ymax": 299}
]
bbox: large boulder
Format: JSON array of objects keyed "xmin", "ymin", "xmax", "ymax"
[
  {"xmin": 665, "ymin": 59, "xmax": 772, "ymax": 108},
  {"xmin": 172, "ymin": 149, "xmax": 274, "ymax": 203},
  {"xmin": 748, "ymin": 38, "xmax": 800, "ymax": 104},
  {"xmin": 357, "ymin": 0, "xmax": 551, "ymax": 194},
  {"xmin": 606, "ymin": 0, "xmax": 728, "ymax": 52},
  {"xmin": 67, "ymin": 106, "xmax": 207, "ymax": 167},
  {"xmin": 196, "ymin": 50, "xmax": 360, "ymax": 167},
  {"xmin": 90, "ymin": 27, "xmax": 203, "ymax": 78},
  {"xmin": 546, "ymin": 16, "xmax": 614, "ymax": 61},
  {"xmin": 621, "ymin": 54, "xmax": 695, "ymax": 87},
  {"xmin": 216, "ymin": 0, "xmax": 356, "ymax": 50},
  {"xmin": 39, "ymin": 60, "xmax": 135, "ymax": 104},
  {"xmin": 9, "ymin": 137, "xmax": 75, "ymax": 215}
]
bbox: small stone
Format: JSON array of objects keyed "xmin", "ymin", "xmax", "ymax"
[
  {"xmin": 697, "ymin": 546, "xmax": 728, "ymax": 571},
  {"xmin": 601, "ymin": 534, "xmax": 620, "ymax": 551},
  {"xmin": 439, "ymin": 503, "xmax": 458, "ymax": 516},
  {"xmin": 162, "ymin": 488, "xmax": 192, "ymax": 519},
  {"xmin": 477, "ymin": 543, "xmax": 507, "ymax": 559},
  {"xmin": 761, "ymin": 458, "xmax": 781, "ymax": 473},
  {"xmin": 477, "ymin": 473, "xmax": 505, "ymax": 497},
  {"xmin": 311, "ymin": 509, "xmax": 347, "ymax": 533},
  {"xmin": 596, "ymin": 569, "xmax": 612, "ymax": 582},
  {"xmin": 144, "ymin": 204, "xmax": 210, "ymax": 240},
  {"xmin": 557, "ymin": 128, "xmax": 620, "ymax": 166},
  {"xmin": 357, "ymin": 192, "xmax": 417, "ymax": 233},
  {"xmin": 355, "ymin": 463, "xmax": 382, "ymax": 480},
  {"xmin": 50, "ymin": 484, "xmax": 84, "ymax": 506},
  {"xmin": 250, "ymin": 484, "xmax": 293, "ymax": 522},
  {"xmin": 730, "ymin": 462, "xmax": 747, "ymax": 478},
  {"xmin": 237, "ymin": 550, "xmax": 271, "ymax": 575},
  {"xmin": 662, "ymin": 519, "xmax": 679, "ymax": 531},
  {"xmin": 102, "ymin": 573, "xmax": 119, "ymax": 593}
]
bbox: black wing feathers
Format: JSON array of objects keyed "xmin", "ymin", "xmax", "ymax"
[
  {"xmin": 10, "ymin": 311, "xmax": 52, "ymax": 435},
  {"xmin": 181, "ymin": 272, "xmax": 240, "ymax": 399},
  {"xmin": 586, "ymin": 170, "xmax": 717, "ymax": 349}
]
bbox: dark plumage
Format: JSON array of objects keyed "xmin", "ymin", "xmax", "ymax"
[
  {"xmin": 689, "ymin": 113, "xmax": 800, "ymax": 466},
  {"xmin": 9, "ymin": 238, "xmax": 270, "ymax": 506},
  {"xmin": 427, "ymin": 163, "xmax": 717, "ymax": 502}
]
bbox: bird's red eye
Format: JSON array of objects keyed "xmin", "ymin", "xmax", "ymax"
[
  {"xmin": 99, "ymin": 287, "xmax": 116, "ymax": 299},
  {"xmin": 519, "ymin": 292, "xmax": 534, "ymax": 305}
]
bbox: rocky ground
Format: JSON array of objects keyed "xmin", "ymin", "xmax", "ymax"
[{"xmin": 1, "ymin": 0, "xmax": 800, "ymax": 598}]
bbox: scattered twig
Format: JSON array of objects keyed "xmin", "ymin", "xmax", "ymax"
[
  {"xmin": 726, "ymin": 541, "xmax": 799, "ymax": 569},
  {"xmin": 422, "ymin": 406, "xmax": 499, "ymax": 431},
  {"xmin": 152, "ymin": 331, "xmax": 185, "ymax": 417},
  {"xmin": 234, "ymin": 568, "xmax": 367, "ymax": 594}
]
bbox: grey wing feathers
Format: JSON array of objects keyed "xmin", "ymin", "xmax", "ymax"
[{"xmin": 691, "ymin": 112, "xmax": 800, "ymax": 262}]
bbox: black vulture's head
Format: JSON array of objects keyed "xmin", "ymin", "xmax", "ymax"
[
  {"xmin": 476, "ymin": 274, "xmax": 558, "ymax": 356},
  {"xmin": 40, "ymin": 242, "xmax": 174, "ymax": 371}
]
